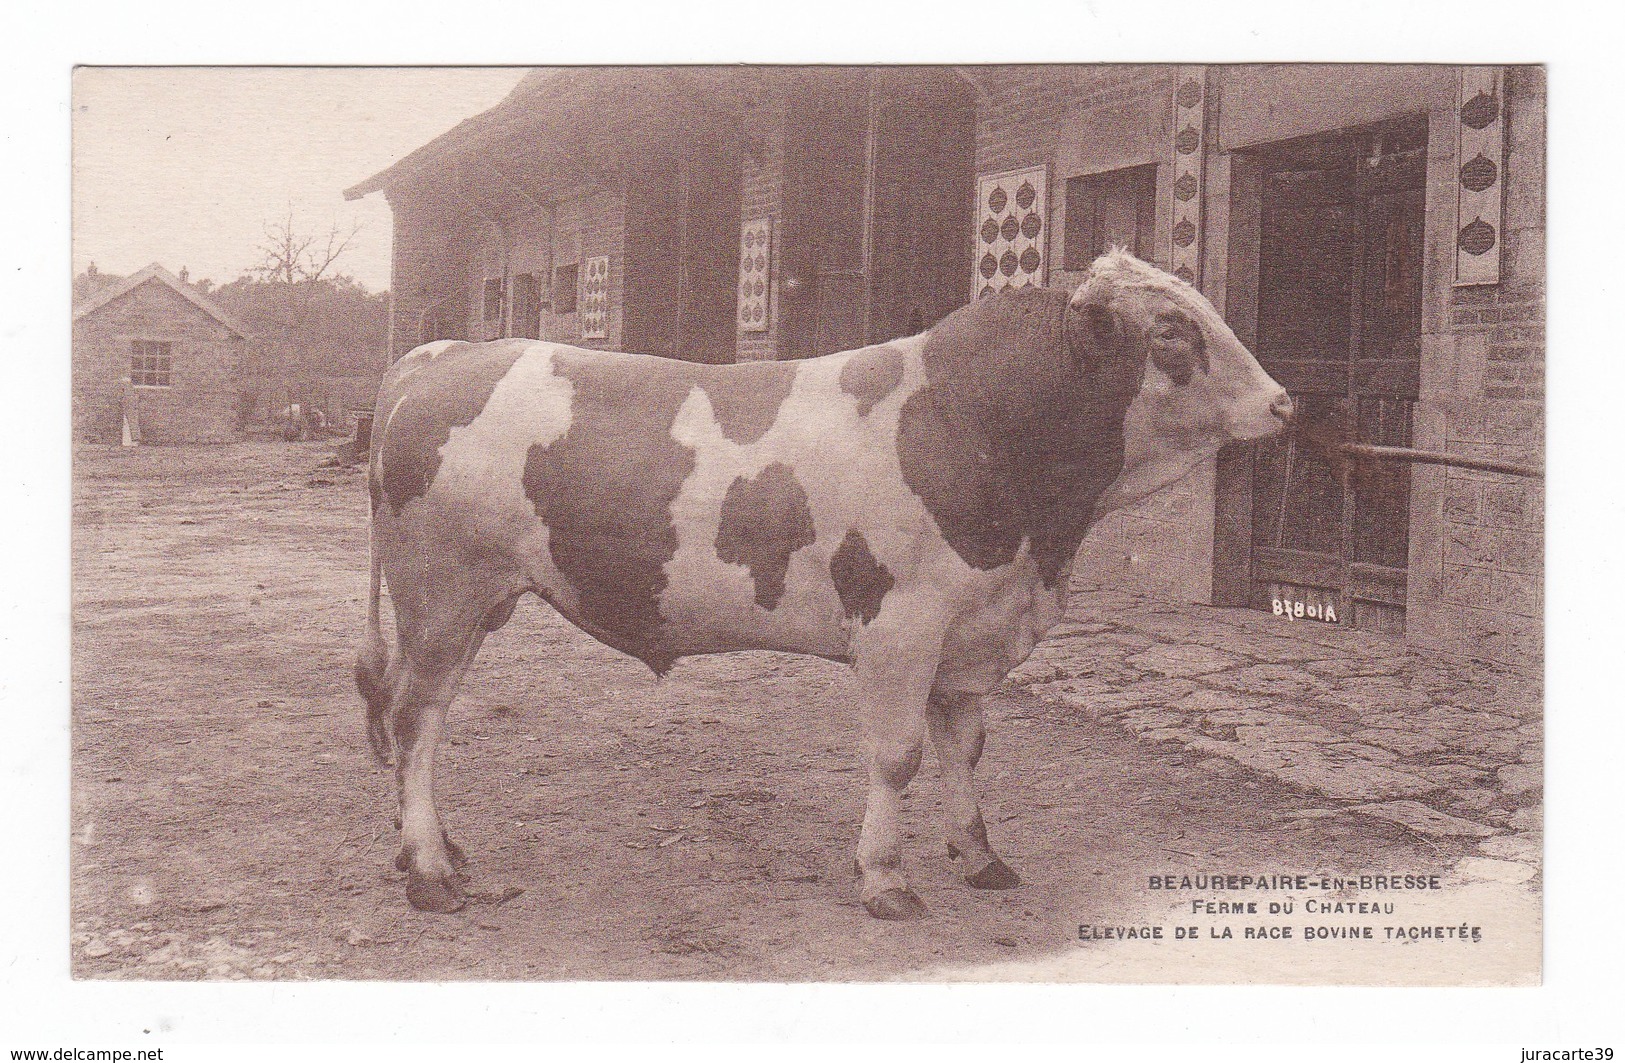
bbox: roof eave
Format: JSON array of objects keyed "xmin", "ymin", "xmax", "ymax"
[
  {"xmin": 73, "ymin": 263, "xmax": 253, "ymax": 339},
  {"xmin": 345, "ymin": 68, "xmax": 568, "ymax": 202}
]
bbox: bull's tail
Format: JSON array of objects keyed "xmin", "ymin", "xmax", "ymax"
[{"xmin": 356, "ymin": 481, "xmax": 394, "ymax": 766}]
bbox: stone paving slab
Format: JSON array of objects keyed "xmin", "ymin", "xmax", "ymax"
[
  {"xmin": 1345, "ymin": 800, "xmax": 1500, "ymax": 838},
  {"xmin": 1006, "ymin": 577, "xmax": 1543, "ymax": 886}
]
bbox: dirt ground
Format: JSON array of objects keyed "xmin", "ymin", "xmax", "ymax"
[{"xmin": 71, "ymin": 441, "xmax": 1467, "ymax": 981}]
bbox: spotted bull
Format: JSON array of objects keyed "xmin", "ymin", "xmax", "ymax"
[{"xmin": 356, "ymin": 250, "xmax": 1293, "ymax": 918}]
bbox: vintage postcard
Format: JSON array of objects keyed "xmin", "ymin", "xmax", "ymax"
[{"xmin": 69, "ymin": 64, "xmax": 1543, "ymax": 986}]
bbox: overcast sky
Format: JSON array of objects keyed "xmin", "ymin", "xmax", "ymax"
[{"xmin": 72, "ymin": 67, "xmax": 528, "ymax": 292}]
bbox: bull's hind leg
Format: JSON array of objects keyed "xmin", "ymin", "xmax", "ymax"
[
  {"xmin": 928, "ymin": 690, "xmax": 1021, "ymax": 890},
  {"xmin": 389, "ymin": 617, "xmax": 490, "ymax": 913}
]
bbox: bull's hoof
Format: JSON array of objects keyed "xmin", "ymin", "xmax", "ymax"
[
  {"xmin": 863, "ymin": 887, "xmax": 929, "ymax": 921},
  {"xmin": 964, "ymin": 857, "xmax": 1022, "ymax": 890},
  {"xmin": 396, "ymin": 839, "xmax": 468, "ymax": 873},
  {"xmin": 406, "ymin": 873, "xmax": 467, "ymax": 914}
]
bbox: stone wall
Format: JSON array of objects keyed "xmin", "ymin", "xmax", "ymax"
[{"xmin": 1408, "ymin": 67, "xmax": 1545, "ymax": 668}]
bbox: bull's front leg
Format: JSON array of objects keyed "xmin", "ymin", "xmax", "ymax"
[
  {"xmin": 850, "ymin": 616, "xmax": 945, "ymax": 920},
  {"xmin": 928, "ymin": 689, "xmax": 1021, "ymax": 890}
]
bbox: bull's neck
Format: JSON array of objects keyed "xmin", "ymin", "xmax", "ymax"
[{"xmin": 900, "ymin": 288, "xmax": 1135, "ymax": 587}]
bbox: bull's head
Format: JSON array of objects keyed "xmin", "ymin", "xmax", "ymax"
[{"xmin": 1068, "ymin": 250, "xmax": 1292, "ymax": 513}]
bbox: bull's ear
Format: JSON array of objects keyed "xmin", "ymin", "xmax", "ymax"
[
  {"xmin": 1065, "ymin": 272, "xmax": 1120, "ymax": 370},
  {"xmin": 1066, "ymin": 270, "xmax": 1146, "ymax": 404}
]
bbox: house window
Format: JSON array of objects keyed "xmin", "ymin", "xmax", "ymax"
[
  {"xmin": 482, "ymin": 277, "xmax": 504, "ymax": 324},
  {"xmin": 553, "ymin": 263, "xmax": 578, "ymax": 315},
  {"xmin": 130, "ymin": 340, "xmax": 172, "ymax": 387},
  {"xmin": 1064, "ymin": 164, "xmax": 1157, "ymax": 270},
  {"xmin": 510, "ymin": 272, "xmax": 541, "ymax": 338}
]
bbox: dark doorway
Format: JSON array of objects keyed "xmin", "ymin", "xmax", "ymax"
[
  {"xmin": 866, "ymin": 69, "xmax": 976, "ymax": 345},
  {"xmin": 1063, "ymin": 164, "xmax": 1157, "ymax": 269},
  {"xmin": 783, "ymin": 70, "xmax": 870, "ymax": 359},
  {"xmin": 1243, "ymin": 118, "xmax": 1427, "ymax": 633},
  {"xmin": 780, "ymin": 69, "xmax": 974, "ymax": 358}
]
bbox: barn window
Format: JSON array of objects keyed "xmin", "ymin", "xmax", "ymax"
[
  {"xmin": 510, "ymin": 272, "xmax": 541, "ymax": 338},
  {"xmin": 553, "ymin": 263, "xmax": 578, "ymax": 315},
  {"xmin": 482, "ymin": 277, "xmax": 504, "ymax": 324},
  {"xmin": 1063, "ymin": 164, "xmax": 1157, "ymax": 270},
  {"xmin": 129, "ymin": 340, "xmax": 172, "ymax": 388}
]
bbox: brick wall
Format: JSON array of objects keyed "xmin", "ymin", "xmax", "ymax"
[
  {"xmin": 391, "ymin": 181, "xmax": 627, "ymax": 357},
  {"xmin": 537, "ymin": 186, "xmax": 627, "ymax": 349},
  {"xmin": 387, "ymin": 193, "xmax": 475, "ymax": 360},
  {"xmin": 1408, "ymin": 67, "xmax": 1545, "ymax": 668},
  {"xmin": 73, "ymin": 280, "xmax": 243, "ymax": 444},
  {"xmin": 371, "ymin": 68, "xmax": 1543, "ymax": 665},
  {"xmin": 503, "ymin": 210, "xmax": 555, "ymax": 340},
  {"xmin": 976, "ymin": 65, "xmax": 1174, "ymax": 180},
  {"xmin": 976, "ymin": 63, "xmax": 1546, "ymax": 656},
  {"xmin": 384, "ymin": 65, "xmax": 1207, "ymax": 589}
]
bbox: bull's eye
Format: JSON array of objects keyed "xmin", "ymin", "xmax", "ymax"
[
  {"xmin": 1150, "ymin": 340, "xmax": 1195, "ymax": 386},
  {"xmin": 1147, "ymin": 310, "xmax": 1208, "ymax": 387}
]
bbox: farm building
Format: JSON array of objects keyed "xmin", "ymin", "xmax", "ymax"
[
  {"xmin": 73, "ymin": 262, "xmax": 251, "ymax": 445},
  {"xmin": 346, "ymin": 65, "xmax": 1544, "ymax": 666}
]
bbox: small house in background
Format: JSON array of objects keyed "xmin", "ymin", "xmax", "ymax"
[{"xmin": 73, "ymin": 262, "xmax": 251, "ymax": 445}]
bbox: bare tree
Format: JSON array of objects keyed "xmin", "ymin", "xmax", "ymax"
[
  {"xmin": 253, "ymin": 204, "xmax": 363, "ymax": 284},
  {"xmin": 237, "ymin": 205, "xmax": 372, "ymax": 434}
]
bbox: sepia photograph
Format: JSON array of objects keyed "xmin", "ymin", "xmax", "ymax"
[{"xmin": 64, "ymin": 63, "xmax": 1548, "ymax": 987}]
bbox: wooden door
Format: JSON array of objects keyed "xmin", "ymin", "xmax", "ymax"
[
  {"xmin": 623, "ymin": 148, "xmax": 685, "ymax": 358},
  {"xmin": 623, "ymin": 127, "xmax": 743, "ymax": 363},
  {"xmin": 1247, "ymin": 121, "xmax": 1426, "ymax": 633}
]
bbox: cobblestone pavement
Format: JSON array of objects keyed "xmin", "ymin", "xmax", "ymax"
[{"xmin": 1007, "ymin": 577, "xmax": 1544, "ymax": 889}]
